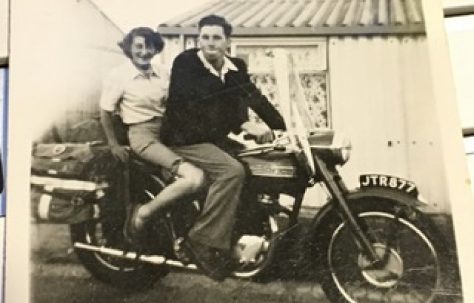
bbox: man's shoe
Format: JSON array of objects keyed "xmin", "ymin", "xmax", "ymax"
[
  {"xmin": 123, "ymin": 204, "xmax": 146, "ymax": 250},
  {"xmin": 182, "ymin": 238, "xmax": 228, "ymax": 282},
  {"xmin": 215, "ymin": 248, "xmax": 234, "ymax": 272}
]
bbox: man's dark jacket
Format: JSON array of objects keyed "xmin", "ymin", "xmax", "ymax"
[{"xmin": 161, "ymin": 48, "xmax": 286, "ymax": 146}]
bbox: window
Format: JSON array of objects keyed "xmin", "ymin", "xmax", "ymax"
[{"xmin": 232, "ymin": 38, "xmax": 330, "ymax": 129}]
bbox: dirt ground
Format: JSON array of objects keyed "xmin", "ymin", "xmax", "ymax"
[{"xmin": 30, "ymin": 214, "xmax": 464, "ymax": 303}]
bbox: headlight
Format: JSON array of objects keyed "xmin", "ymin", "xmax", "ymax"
[
  {"xmin": 308, "ymin": 130, "xmax": 352, "ymax": 165},
  {"xmin": 331, "ymin": 133, "xmax": 352, "ymax": 164}
]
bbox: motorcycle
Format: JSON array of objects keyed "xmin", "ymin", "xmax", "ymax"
[
  {"xmin": 69, "ymin": 52, "xmax": 447, "ymax": 303},
  {"xmin": 70, "ymin": 129, "xmax": 447, "ymax": 302}
]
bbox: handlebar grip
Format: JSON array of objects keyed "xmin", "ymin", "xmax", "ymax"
[{"xmin": 274, "ymin": 145, "xmax": 286, "ymax": 151}]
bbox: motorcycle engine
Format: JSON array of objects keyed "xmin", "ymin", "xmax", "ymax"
[{"xmin": 232, "ymin": 235, "xmax": 269, "ymax": 264}]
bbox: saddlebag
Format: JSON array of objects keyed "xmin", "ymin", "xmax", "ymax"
[
  {"xmin": 31, "ymin": 143, "xmax": 115, "ymax": 178},
  {"xmin": 30, "ymin": 142, "xmax": 118, "ymax": 224},
  {"xmin": 30, "ymin": 186, "xmax": 96, "ymax": 224}
]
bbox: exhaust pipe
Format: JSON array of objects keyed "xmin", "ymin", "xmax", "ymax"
[{"xmin": 74, "ymin": 242, "xmax": 198, "ymax": 270}]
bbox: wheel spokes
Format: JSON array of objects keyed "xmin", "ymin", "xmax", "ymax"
[{"xmin": 328, "ymin": 212, "xmax": 440, "ymax": 303}]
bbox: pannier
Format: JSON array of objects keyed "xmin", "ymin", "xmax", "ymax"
[{"xmin": 30, "ymin": 142, "xmax": 118, "ymax": 224}]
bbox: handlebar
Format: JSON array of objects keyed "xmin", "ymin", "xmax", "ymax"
[{"xmin": 235, "ymin": 131, "xmax": 290, "ymax": 157}]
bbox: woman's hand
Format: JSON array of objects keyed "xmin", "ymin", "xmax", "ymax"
[{"xmin": 110, "ymin": 144, "xmax": 129, "ymax": 162}]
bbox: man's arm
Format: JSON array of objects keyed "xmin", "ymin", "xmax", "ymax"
[
  {"xmin": 168, "ymin": 51, "xmax": 209, "ymax": 105},
  {"xmin": 166, "ymin": 53, "xmax": 201, "ymax": 124},
  {"xmin": 237, "ymin": 59, "xmax": 286, "ymax": 131},
  {"xmin": 163, "ymin": 51, "xmax": 214, "ymax": 147},
  {"xmin": 231, "ymin": 58, "xmax": 286, "ymax": 143}
]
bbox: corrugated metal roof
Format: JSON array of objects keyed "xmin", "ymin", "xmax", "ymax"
[{"xmin": 158, "ymin": 0, "xmax": 425, "ymax": 36}]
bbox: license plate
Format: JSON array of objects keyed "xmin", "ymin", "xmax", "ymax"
[{"xmin": 359, "ymin": 174, "xmax": 418, "ymax": 197}]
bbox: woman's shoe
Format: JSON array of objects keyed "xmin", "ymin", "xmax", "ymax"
[{"xmin": 123, "ymin": 204, "xmax": 146, "ymax": 250}]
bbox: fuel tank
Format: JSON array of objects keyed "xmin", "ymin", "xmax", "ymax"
[
  {"xmin": 238, "ymin": 150, "xmax": 306, "ymax": 195},
  {"xmin": 240, "ymin": 150, "xmax": 299, "ymax": 178}
]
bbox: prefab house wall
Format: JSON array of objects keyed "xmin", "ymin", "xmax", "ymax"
[{"xmin": 328, "ymin": 36, "xmax": 448, "ymax": 212}]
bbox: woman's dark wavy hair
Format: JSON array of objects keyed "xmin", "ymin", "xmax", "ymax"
[
  {"xmin": 198, "ymin": 15, "xmax": 232, "ymax": 37},
  {"xmin": 118, "ymin": 27, "xmax": 165, "ymax": 58}
]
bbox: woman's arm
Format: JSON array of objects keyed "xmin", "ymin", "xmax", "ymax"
[
  {"xmin": 100, "ymin": 67, "xmax": 129, "ymax": 162},
  {"xmin": 100, "ymin": 109, "xmax": 129, "ymax": 162}
]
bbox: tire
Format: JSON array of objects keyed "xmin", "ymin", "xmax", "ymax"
[
  {"xmin": 314, "ymin": 197, "xmax": 447, "ymax": 303},
  {"xmin": 70, "ymin": 218, "xmax": 168, "ymax": 290}
]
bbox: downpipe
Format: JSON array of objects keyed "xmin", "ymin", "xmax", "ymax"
[{"xmin": 73, "ymin": 242, "xmax": 198, "ymax": 270}]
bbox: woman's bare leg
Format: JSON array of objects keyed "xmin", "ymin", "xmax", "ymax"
[
  {"xmin": 135, "ymin": 161, "xmax": 205, "ymax": 229},
  {"xmin": 130, "ymin": 141, "xmax": 205, "ymax": 230}
]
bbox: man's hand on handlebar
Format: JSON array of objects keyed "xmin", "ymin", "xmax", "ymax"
[{"xmin": 241, "ymin": 121, "xmax": 274, "ymax": 144}]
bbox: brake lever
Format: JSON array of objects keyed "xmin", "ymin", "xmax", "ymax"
[
  {"xmin": 238, "ymin": 147, "xmax": 276, "ymax": 157},
  {"xmin": 237, "ymin": 140, "xmax": 287, "ymax": 157}
]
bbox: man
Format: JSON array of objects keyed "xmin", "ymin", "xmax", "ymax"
[{"xmin": 161, "ymin": 15, "xmax": 286, "ymax": 281}]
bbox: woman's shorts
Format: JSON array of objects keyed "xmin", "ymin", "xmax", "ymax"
[{"xmin": 127, "ymin": 117, "xmax": 182, "ymax": 171}]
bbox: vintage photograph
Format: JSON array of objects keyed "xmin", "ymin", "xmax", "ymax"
[{"xmin": 5, "ymin": 0, "xmax": 474, "ymax": 302}]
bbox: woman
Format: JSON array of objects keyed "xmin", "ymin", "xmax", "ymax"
[{"xmin": 100, "ymin": 27, "xmax": 205, "ymax": 247}]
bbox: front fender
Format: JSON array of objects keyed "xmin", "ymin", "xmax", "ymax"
[
  {"xmin": 311, "ymin": 188, "xmax": 427, "ymax": 230},
  {"xmin": 347, "ymin": 187, "xmax": 427, "ymax": 208},
  {"xmin": 308, "ymin": 187, "xmax": 428, "ymax": 242}
]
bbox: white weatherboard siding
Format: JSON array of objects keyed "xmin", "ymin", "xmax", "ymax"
[{"xmin": 327, "ymin": 36, "xmax": 447, "ymax": 212}]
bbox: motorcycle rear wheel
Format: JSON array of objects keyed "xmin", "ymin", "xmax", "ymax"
[
  {"xmin": 317, "ymin": 198, "xmax": 447, "ymax": 303},
  {"xmin": 70, "ymin": 218, "xmax": 168, "ymax": 290}
]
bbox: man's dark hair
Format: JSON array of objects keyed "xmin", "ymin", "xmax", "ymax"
[
  {"xmin": 198, "ymin": 15, "xmax": 233, "ymax": 37},
  {"xmin": 118, "ymin": 27, "xmax": 165, "ymax": 59}
]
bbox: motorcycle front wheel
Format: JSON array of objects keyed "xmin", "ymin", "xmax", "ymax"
[
  {"xmin": 70, "ymin": 217, "xmax": 168, "ymax": 290},
  {"xmin": 317, "ymin": 198, "xmax": 447, "ymax": 303}
]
